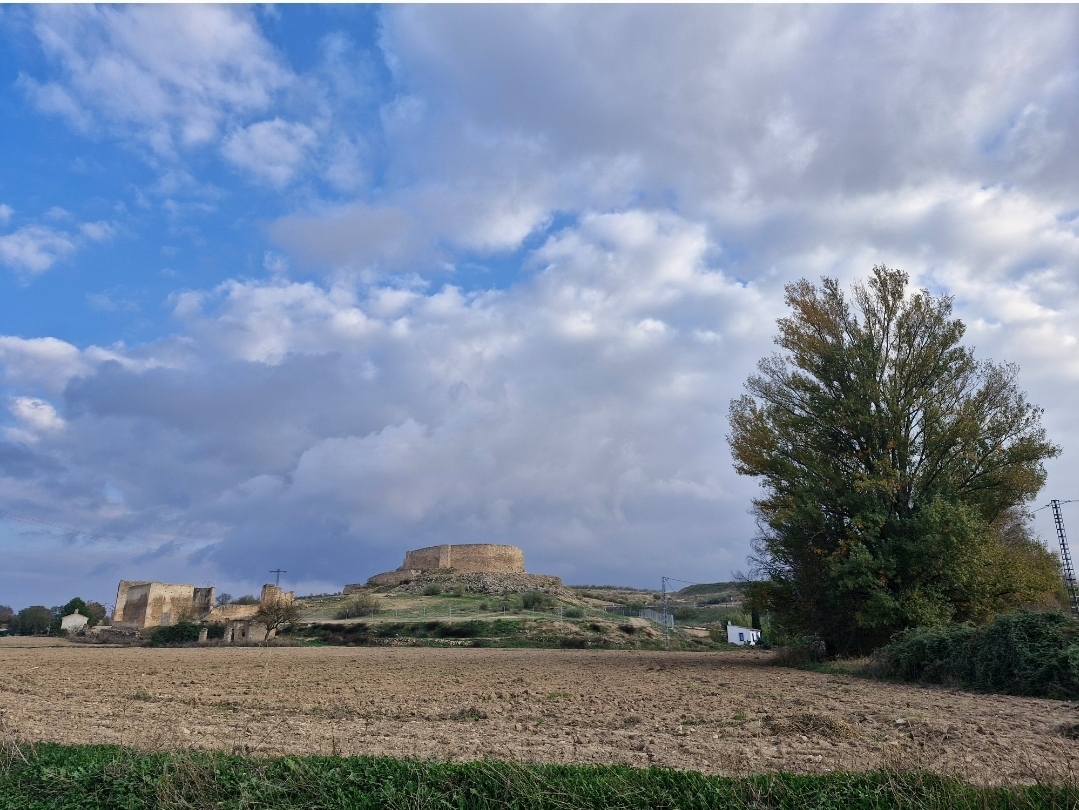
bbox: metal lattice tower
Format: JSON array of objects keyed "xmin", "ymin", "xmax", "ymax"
[{"xmin": 1051, "ymin": 500, "xmax": 1079, "ymax": 619}]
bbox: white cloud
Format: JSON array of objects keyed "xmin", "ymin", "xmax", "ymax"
[
  {"xmin": 221, "ymin": 118, "xmax": 318, "ymax": 188},
  {"xmin": 79, "ymin": 220, "xmax": 116, "ymax": 242},
  {"xmin": 6, "ymin": 396, "xmax": 65, "ymax": 444},
  {"xmin": 0, "ymin": 204, "xmax": 13, "ymax": 225},
  {"xmin": 0, "ymin": 210, "xmax": 773, "ymax": 587},
  {"xmin": 0, "ymin": 225, "xmax": 77, "ymax": 275},
  {"xmin": 0, "ymin": 217, "xmax": 121, "ymax": 277},
  {"xmin": 25, "ymin": 5, "xmax": 292, "ymax": 155},
  {"xmin": 5, "ymin": 6, "xmax": 1079, "ymax": 600}
]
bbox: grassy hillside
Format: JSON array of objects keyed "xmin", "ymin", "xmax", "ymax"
[{"xmin": 292, "ymin": 586, "xmax": 751, "ymax": 650}]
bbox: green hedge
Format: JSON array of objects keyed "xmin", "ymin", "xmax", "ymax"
[
  {"xmin": 0, "ymin": 743, "xmax": 1072, "ymax": 810},
  {"xmin": 148, "ymin": 621, "xmax": 201, "ymax": 646},
  {"xmin": 874, "ymin": 610, "xmax": 1079, "ymax": 698}
]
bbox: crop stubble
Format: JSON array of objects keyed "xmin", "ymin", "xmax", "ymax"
[{"xmin": 1, "ymin": 640, "xmax": 1076, "ymax": 785}]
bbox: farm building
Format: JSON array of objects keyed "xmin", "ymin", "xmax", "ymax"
[
  {"xmin": 60, "ymin": 612, "xmax": 88, "ymax": 633},
  {"xmin": 726, "ymin": 623, "xmax": 761, "ymax": 646}
]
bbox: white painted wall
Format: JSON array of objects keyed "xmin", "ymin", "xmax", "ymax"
[
  {"xmin": 61, "ymin": 613, "xmax": 88, "ymax": 632},
  {"xmin": 726, "ymin": 623, "xmax": 761, "ymax": 646}
]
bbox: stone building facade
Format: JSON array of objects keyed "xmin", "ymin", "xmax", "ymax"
[{"xmin": 112, "ymin": 581, "xmax": 215, "ymax": 630}]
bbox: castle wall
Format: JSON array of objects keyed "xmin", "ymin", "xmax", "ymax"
[{"xmin": 401, "ymin": 544, "xmax": 524, "ymax": 573}]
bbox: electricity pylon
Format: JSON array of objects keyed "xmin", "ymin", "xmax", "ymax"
[{"xmin": 1050, "ymin": 500, "xmax": 1079, "ymax": 619}]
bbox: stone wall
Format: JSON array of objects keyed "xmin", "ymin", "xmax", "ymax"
[
  {"xmin": 401, "ymin": 544, "xmax": 525, "ymax": 574},
  {"xmin": 112, "ymin": 580, "xmax": 216, "ymax": 630}
]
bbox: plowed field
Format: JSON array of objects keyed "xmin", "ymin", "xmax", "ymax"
[{"xmin": 1, "ymin": 638, "xmax": 1076, "ymax": 785}]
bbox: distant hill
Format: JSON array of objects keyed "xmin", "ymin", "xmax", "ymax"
[{"xmin": 673, "ymin": 582, "xmax": 744, "ymax": 602}]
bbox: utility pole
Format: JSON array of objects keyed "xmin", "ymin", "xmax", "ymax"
[
  {"xmin": 1051, "ymin": 501, "xmax": 1079, "ymax": 619},
  {"xmin": 661, "ymin": 576, "xmax": 670, "ymax": 650},
  {"xmin": 270, "ymin": 568, "xmax": 286, "ymax": 587}
]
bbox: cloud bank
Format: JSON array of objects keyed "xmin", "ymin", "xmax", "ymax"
[{"xmin": 1, "ymin": 6, "xmax": 1078, "ymax": 605}]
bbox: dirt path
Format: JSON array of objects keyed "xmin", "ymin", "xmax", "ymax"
[{"xmin": 1, "ymin": 640, "xmax": 1076, "ymax": 784}]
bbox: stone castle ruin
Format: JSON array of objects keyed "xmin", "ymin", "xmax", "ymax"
[
  {"xmin": 365, "ymin": 543, "xmax": 525, "ymax": 587},
  {"xmin": 355, "ymin": 543, "xmax": 564, "ymax": 595},
  {"xmin": 112, "ymin": 580, "xmax": 294, "ymax": 643}
]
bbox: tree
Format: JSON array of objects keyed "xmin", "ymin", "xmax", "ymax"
[
  {"xmin": 84, "ymin": 601, "xmax": 108, "ymax": 626},
  {"xmin": 15, "ymin": 606, "xmax": 54, "ymax": 635},
  {"xmin": 729, "ymin": 266, "xmax": 1061, "ymax": 654},
  {"xmin": 215, "ymin": 593, "xmax": 233, "ymax": 607},
  {"xmin": 254, "ymin": 598, "xmax": 300, "ymax": 641}
]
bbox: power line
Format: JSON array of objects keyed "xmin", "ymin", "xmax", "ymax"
[{"xmin": 0, "ymin": 507, "xmax": 111, "ymax": 540}]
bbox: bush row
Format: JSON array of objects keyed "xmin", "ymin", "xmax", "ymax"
[{"xmin": 873, "ymin": 610, "xmax": 1079, "ymax": 698}]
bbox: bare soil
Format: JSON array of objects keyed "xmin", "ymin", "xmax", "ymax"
[{"xmin": 1, "ymin": 638, "xmax": 1076, "ymax": 785}]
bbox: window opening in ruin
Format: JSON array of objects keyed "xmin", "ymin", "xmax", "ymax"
[{"xmin": 162, "ymin": 612, "xmax": 171, "ymax": 626}]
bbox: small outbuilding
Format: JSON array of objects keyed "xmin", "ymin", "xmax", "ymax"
[
  {"xmin": 60, "ymin": 612, "xmax": 89, "ymax": 633},
  {"xmin": 726, "ymin": 623, "xmax": 761, "ymax": 646}
]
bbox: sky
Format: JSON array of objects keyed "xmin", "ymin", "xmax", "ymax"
[{"xmin": 1, "ymin": 5, "xmax": 1079, "ymax": 610}]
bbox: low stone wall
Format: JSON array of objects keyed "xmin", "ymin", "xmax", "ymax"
[
  {"xmin": 204, "ymin": 603, "xmax": 259, "ymax": 623},
  {"xmin": 363, "ymin": 570, "xmax": 421, "ymax": 588}
]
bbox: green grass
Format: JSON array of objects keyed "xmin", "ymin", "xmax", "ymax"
[{"xmin": 1, "ymin": 743, "xmax": 1073, "ymax": 810}]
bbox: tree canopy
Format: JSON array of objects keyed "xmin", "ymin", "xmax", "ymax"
[{"xmin": 729, "ymin": 266, "xmax": 1061, "ymax": 654}]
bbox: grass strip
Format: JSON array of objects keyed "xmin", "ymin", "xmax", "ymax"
[{"xmin": 1, "ymin": 743, "xmax": 1074, "ymax": 810}]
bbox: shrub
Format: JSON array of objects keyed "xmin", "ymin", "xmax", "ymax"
[
  {"xmin": 451, "ymin": 586, "xmax": 465, "ymax": 597},
  {"xmin": 423, "ymin": 584, "xmax": 443, "ymax": 596},
  {"xmin": 873, "ymin": 610, "xmax": 1079, "ymax": 698},
  {"xmin": 563, "ymin": 606, "xmax": 584, "ymax": 619},
  {"xmin": 232, "ymin": 595, "xmax": 259, "ymax": 605},
  {"xmin": 559, "ymin": 635, "xmax": 588, "ymax": 648},
  {"xmin": 149, "ymin": 622, "xmax": 201, "ymax": 646},
  {"xmin": 437, "ymin": 621, "xmax": 481, "ymax": 638},
  {"xmin": 205, "ymin": 623, "xmax": 226, "ymax": 640},
  {"xmin": 478, "ymin": 601, "xmax": 490, "ymax": 611},
  {"xmin": 14, "ymin": 606, "xmax": 53, "ymax": 635},
  {"xmin": 336, "ymin": 592, "xmax": 382, "ymax": 619},
  {"xmin": 521, "ymin": 591, "xmax": 554, "ymax": 611}
]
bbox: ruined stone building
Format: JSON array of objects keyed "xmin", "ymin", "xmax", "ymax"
[
  {"xmin": 205, "ymin": 583, "xmax": 294, "ymax": 644},
  {"xmin": 111, "ymin": 581, "xmax": 215, "ymax": 630},
  {"xmin": 362, "ymin": 543, "xmax": 526, "ymax": 587},
  {"xmin": 111, "ymin": 580, "xmax": 295, "ymax": 642}
]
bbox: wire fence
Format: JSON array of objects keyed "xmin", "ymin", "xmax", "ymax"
[{"xmin": 602, "ymin": 605, "xmax": 675, "ymax": 628}]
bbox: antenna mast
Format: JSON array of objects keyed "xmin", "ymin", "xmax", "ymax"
[{"xmin": 1051, "ymin": 500, "xmax": 1079, "ymax": 619}]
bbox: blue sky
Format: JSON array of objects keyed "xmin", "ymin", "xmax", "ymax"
[{"xmin": 1, "ymin": 5, "xmax": 1079, "ymax": 610}]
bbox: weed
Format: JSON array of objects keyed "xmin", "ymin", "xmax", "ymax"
[{"xmin": 1, "ymin": 743, "xmax": 1070, "ymax": 810}]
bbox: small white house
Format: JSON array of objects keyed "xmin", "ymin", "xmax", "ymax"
[
  {"xmin": 60, "ymin": 612, "xmax": 89, "ymax": 633},
  {"xmin": 726, "ymin": 623, "xmax": 761, "ymax": 646}
]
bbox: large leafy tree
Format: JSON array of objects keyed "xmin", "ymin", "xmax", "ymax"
[{"xmin": 729, "ymin": 266, "xmax": 1061, "ymax": 654}]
